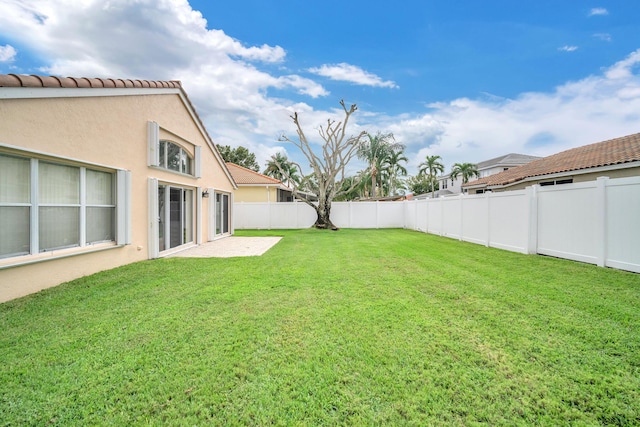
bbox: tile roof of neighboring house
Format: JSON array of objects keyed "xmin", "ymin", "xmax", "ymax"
[
  {"xmin": 0, "ymin": 73, "xmax": 237, "ymax": 188},
  {"xmin": 226, "ymin": 162, "xmax": 283, "ymax": 185},
  {"xmin": 476, "ymin": 153, "xmax": 541, "ymax": 170},
  {"xmin": 464, "ymin": 132, "xmax": 640, "ymax": 188}
]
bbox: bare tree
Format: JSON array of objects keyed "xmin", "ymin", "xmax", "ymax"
[{"xmin": 279, "ymin": 100, "xmax": 367, "ymax": 229}]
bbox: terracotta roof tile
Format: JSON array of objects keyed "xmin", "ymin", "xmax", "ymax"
[
  {"xmin": 465, "ymin": 132, "xmax": 640, "ymax": 188},
  {"xmin": 17, "ymin": 74, "xmax": 43, "ymax": 87},
  {"xmin": 0, "ymin": 73, "xmax": 183, "ymax": 90},
  {"xmin": 0, "ymin": 74, "xmax": 21, "ymax": 86},
  {"xmin": 86, "ymin": 77, "xmax": 105, "ymax": 87},
  {"xmin": 59, "ymin": 77, "xmax": 78, "ymax": 88},
  {"xmin": 75, "ymin": 77, "xmax": 92, "ymax": 88},
  {"xmin": 226, "ymin": 162, "xmax": 282, "ymax": 185},
  {"xmin": 38, "ymin": 76, "xmax": 61, "ymax": 87}
]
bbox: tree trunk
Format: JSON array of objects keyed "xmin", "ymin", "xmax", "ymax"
[
  {"xmin": 371, "ymin": 166, "xmax": 377, "ymax": 199},
  {"xmin": 313, "ymin": 197, "xmax": 337, "ymax": 230}
]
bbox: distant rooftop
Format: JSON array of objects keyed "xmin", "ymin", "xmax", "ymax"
[
  {"xmin": 464, "ymin": 132, "xmax": 640, "ymax": 188},
  {"xmin": 226, "ymin": 162, "xmax": 283, "ymax": 186},
  {"xmin": 439, "ymin": 152, "xmax": 539, "ymax": 179},
  {"xmin": 476, "ymin": 153, "xmax": 541, "ymax": 170}
]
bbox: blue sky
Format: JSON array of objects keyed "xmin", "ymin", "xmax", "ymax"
[{"xmin": 1, "ymin": 0, "xmax": 639, "ymax": 176}]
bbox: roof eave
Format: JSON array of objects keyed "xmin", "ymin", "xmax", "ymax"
[{"xmin": 486, "ymin": 161, "xmax": 640, "ymax": 190}]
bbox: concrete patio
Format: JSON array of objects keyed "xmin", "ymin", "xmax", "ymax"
[{"xmin": 166, "ymin": 236, "xmax": 282, "ymax": 258}]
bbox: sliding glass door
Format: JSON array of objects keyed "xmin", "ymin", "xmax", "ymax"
[
  {"xmin": 158, "ymin": 185, "xmax": 193, "ymax": 252},
  {"xmin": 214, "ymin": 192, "xmax": 230, "ymax": 237}
]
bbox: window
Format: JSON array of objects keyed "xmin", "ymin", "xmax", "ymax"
[
  {"xmin": 159, "ymin": 140, "xmax": 192, "ymax": 175},
  {"xmin": 38, "ymin": 162, "xmax": 81, "ymax": 251},
  {"xmin": 0, "ymin": 154, "xmax": 30, "ymax": 258},
  {"xmin": 86, "ymin": 170, "xmax": 116, "ymax": 243},
  {"xmin": 0, "ymin": 152, "xmax": 121, "ymax": 260},
  {"xmin": 540, "ymin": 178, "xmax": 573, "ymax": 187},
  {"xmin": 147, "ymin": 121, "xmax": 201, "ymax": 178}
]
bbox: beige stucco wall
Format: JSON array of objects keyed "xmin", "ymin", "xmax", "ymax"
[
  {"xmin": 234, "ymin": 186, "xmax": 279, "ymax": 202},
  {"xmin": 0, "ymin": 91, "xmax": 234, "ymax": 302}
]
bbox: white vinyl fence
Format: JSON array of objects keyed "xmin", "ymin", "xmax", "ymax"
[{"xmin": 234, "ymin": 176, "xmax": 640, "ymax": 273}]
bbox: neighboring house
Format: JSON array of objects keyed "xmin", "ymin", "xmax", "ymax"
[
  {"xmin": 435, "ymin": 153, "xmax": 540, "ymax": 196},
  {"xmin": 435, "ymin": 173, "xmax": 462, "ymax": 196},
  {"xmin": 227, "ymin": 162, "xmax": 294, "ymax": 202},
  {"xmin": 0, "ymin": 74, "xmax": 237, "ymax": 302},
  {"xmin": 476, "ymin": 153, "xmax": 541, "ymax": 178},
  {"xmin": 463, "ymin": 132, "xmax": 640, "ymax": 193}
]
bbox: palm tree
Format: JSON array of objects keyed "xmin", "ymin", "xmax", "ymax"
[
  {"xmin": 418, "ymin": 155, "xmax": 445, "ymax": 198},
  {"xmin": 357, "ymin": 132, "xmax": 404, "ymax": 198},
  {"xmin": 450, "ymin": 162, "xmax": 479, "ymax": 185},
  {"xmin": 357, "ymin": 169, "xmax": 374, "ymax": 199},
  {"xmin": 382, "ymin": 148, "xmax": 408, "ymax": 196},
  {"xmin": 264, "ymin": 153, "xmax": 301, "ymax": 187}
]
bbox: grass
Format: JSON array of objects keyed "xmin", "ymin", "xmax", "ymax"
[{"xmin": 1, "ymin": 229, "xmax": 639, "ymax": 426}]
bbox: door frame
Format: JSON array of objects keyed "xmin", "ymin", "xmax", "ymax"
[
  {"xmin": 148, "ymin": 178, "xmax": 197, "ymax": 258},
  {"xmin": 208, "ymin": 189, "xmax": 233, "ymax": 241}
]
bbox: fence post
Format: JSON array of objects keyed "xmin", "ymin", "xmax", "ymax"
[
  {"xmin": 596, "ymin": 177, "xmax": 609, "ymax": 267},
  {"xmin": 459, "ymin": 194, "xmax": 464, "ymax": 241},
  {"xmin": 526, "ymin": 185, "xmax": 538, "ymax": 255},
  {"xmin": 403, "ymin": 200, "xmax": 407, "ymax": 229},
  {"xmin": 440, "ymin": 196, "xmax": 444, "ymax": 236},
  {"xmin": 485, "ymin": 191, "xmax": 491, "ymax": 247},
  {"xmin": 349, "ymin": 201, "xmax": 353, "ymax": 228},
  {"xmin": 416, "ymin": 199, "xmax": 431, "ymax": 233},
  {"xmin": 296, "ymin": 201, "xmax": 301, "ymax": 228}
]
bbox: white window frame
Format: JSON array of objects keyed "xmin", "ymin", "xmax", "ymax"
[
  {"xmin": 0, "ymin": 146, "xmax": 131, "ymax": 268},
  {"xmin": 147, "ymin": 121, "xmax": 201, "ymax": 178},
  {"xmin": 147, "ymin": 178, "xmax": 196, "ymax": 259}
]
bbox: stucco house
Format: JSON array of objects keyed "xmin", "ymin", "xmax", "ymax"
[
  {"xmin": 463, "ymin": 132, "xmax": 640, "ymax": 193},
  {"xmin": 0, "ymin": 74, "xmax": 237, "ymax": 302},
  {"xmin": 436, "ymin": 153, "xmax": 540, "ymax": 196},
  {"xmin": 226, "ymin": 162, "xmax": 294, "ymax": 202}
]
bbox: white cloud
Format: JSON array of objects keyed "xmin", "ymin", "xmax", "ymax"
[
  {"xmin": 0, "ymin": 44, "xmax": 16, "ymax": 62},
  {"xmin": 593, "ymin": 33, "xmax": 612, "ymax": 42},
  {"xmin": 276, "ymin": 75, "xmax": 329, "ymax": 98},
  {"xmin": 558, "ymin": 45, "xmax": 578, "ymax": 52},
  {"xmin": 0, "ymin": 0, "xmax": 287, "ymax": 77},
  {"xmin": 308, "ymin": 63, "xmax": 398, "ymax": 88},
  {"xmin": 0, "ymin": 0, "xmax": 330, "ymax": 169},
  {"xmin": 589, "ymin": 7, "xmax": 609, "ymax": 16},
  {"xmin": 605, "ymin": 49, "xmax": 640, "ymax": 79},
  {"xmin": 386, "ymin": 49, "xmax": 640, "ymax": 173}
]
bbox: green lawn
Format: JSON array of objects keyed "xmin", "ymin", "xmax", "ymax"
[{"xmin": 1, "ymin": 229, "xmax": 639, "ymax": 426}]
